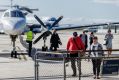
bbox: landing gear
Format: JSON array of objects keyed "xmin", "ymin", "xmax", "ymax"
[
  {"xmin": 33, "ymin": 31, "xmax": 52, "ymax": 51},
  {"xmin": 42, "ymin": 37, "xmax": 48, "ymax": 51},
  {"xmin": 11, "ymin": 51, "xmax": 17, "ymax": 58},
  {"xmin": 10, "ymin": 35, "xmax": 18, "ymax": 58}
]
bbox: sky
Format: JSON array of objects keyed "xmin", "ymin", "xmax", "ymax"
[{"xmin": 0, "ymin": 0, "xmax": 119, "ymax": 24}]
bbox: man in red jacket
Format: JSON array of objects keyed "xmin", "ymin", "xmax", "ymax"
[{"xmin": 67, "ymin": 32, "xmax": 85, "ymax": 77}]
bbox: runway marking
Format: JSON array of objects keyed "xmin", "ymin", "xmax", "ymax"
[{"xmin": 16, "ymin": 46, "xmax": 27, "ymax": 61}]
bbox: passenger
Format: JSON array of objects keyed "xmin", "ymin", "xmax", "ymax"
[
  {"xmin": 67, "ymin": 32, "xmax": 85, "ymax": 77},
  {"xmin": 89, "ymin": 32, "xmax": 95, "ymax": 46},
  {"xmin": 89, "ymin": 36, "xmax": 104, "ymax": 79},
  {"xmin": 105, "ymin": 29, "xmax": 113, "ymax": 56},
  {"xmin": 50, "ymin": 29, "xmax": 62, "ymax": 51},
  {"xmin": 26, "ymin": 28, "xmax": 34, "ymax": 57},
  {"xmin": 80, "ymin": 31, "xmax": 88, "ymax": 50}
]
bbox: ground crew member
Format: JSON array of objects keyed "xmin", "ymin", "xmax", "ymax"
[{"xmin": 26, "ymin": 28, "xmax": 33, "ymax": 57}]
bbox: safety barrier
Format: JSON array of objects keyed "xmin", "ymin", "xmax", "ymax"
[
  {"xmin": 34, "ymin": 50, "xmax": 67, "ymax": 80},
  {"xmin": 34, "ymin": 49, "xmax": 119, "ymax": 80}
]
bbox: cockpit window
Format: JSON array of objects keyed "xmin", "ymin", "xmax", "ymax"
[
  {"xmin": 11, "ymin": 11, "xmax": 25, "ymax": 18},
  {"xmin": 48, "ymin": 17, "xmax": 56, "ymax": 21},
  {"xmin": 4, "ymin": 12, "xmax": 9, "ymax": 17}
]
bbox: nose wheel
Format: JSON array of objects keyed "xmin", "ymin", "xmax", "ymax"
[
  {"xmin": 10, "ymin": 35, "xmax": 18, "ymax": 58},
  {"xmin": 11, "ymin": 51, "xmax": 17, "ymax": 58},
  {"xmin": 42, "ymin": 37, "xmax": 48, "ymax": 51}
]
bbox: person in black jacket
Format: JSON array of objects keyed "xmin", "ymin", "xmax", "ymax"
[
  {"xmin": 50, "ymin": 30, "xmax": 62, "ymax": 51},
  {"xmin": 89, "ymin": 32, "xmax": 94, "ymax": 46}
]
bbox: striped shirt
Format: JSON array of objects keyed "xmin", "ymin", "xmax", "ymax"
[{"xmin": 90, "ymin": 43, "xmax": 104, "ymax": 57}]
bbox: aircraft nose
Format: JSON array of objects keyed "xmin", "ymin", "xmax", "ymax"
[
  {"xmin": 13, "ymin": 19, "xmax": 26, "ymax": 30},
  {"xmin": 6, "ymin": 19, "xmax": 25, "ymax": 30},
  {"xmin": 4, "ymin": 19, "xmax": 26, "ymax": 35}
]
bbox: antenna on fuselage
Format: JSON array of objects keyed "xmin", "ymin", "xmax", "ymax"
[{"xmin": 10, "ymin": 0, "xmax": 13, "ymax": 8}]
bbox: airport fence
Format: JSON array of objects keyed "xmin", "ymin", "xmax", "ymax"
[{"xmin": 34, "ymin": 49, "xmax": 119, "ymax": 80}]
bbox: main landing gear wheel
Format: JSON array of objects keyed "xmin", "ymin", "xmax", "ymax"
[
  {"xmin": 42, "ymin": 37, "xmax": 48, "ymax": 51},
  {"xmin": 42, "ymin": 46, "xmax": 48, "ymax": 51},
  {"xmin": 11, "ymin": 51, "xmax": 17, "ymax": 58},
  {"xmin": 10, "ymin": 35, "xmax": 18, "ymax": 58}
]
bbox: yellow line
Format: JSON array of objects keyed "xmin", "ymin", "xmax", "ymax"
[{"xmin": 16, "ymin": 46, "xmax": 27, "ymax": 61}]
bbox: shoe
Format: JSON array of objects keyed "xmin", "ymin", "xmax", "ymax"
[
  {"xmin": 29, "ymin": 55, "xmax": 32, "ymax": 57},
  {"xmin": 65, "ymin": 63, "xmax": 69, "ymax": 67},
  {"xmin": 93, "ymin": 75, "xmax": 96, "ymax": 79},
  {"xmin": 14, "ymin": 56, "xmax": 17, "ymax": 58},
  {"xmin": 28, "ymin": 54, "xmax": 32, "ymax": 57},
  {"xmin": 97, "ymin": 76, "xmax": 100, "ymax": 79},
  {"xmin": 93, "ymin": 77, "xmax": 96, "ymax": 79},
  {"xmin": 94, "ymin": 77, "xmax": 96, "ymax": 79},
  {"xmin": 72, "ymin": 74, "xmax": 76, "ymax": 77}
]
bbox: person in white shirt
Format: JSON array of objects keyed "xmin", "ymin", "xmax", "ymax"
[{"xmin": 89, "ymin": 36, "xmax": 104, "ymax": 79}]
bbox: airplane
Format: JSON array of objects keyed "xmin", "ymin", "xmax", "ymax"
[
  {"xmin": 0, "ymin": 0, "xmax": 66, "ymax": 58},
  {"xmin": 1, "ymin": 0, "xmax": 119, "ymax": 58},
  {"xmin": 32, "ymin": 16, "xmax": 119, "ymax": 44},
  {"xmin": 0, "ymin": 4, "xmax": 41, "ymax": 58}
]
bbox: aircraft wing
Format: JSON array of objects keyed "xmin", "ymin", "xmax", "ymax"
[
  {"xmin": 52, "ymin": 22, "xmax": 119, "ymax": 30},
  {"xmin": 25, "ymin": 24, "xmax": 41, "ymax": 33},
  {"xmin": 26, "ymin": 24, "xmax": 41, "ymax": 28}
]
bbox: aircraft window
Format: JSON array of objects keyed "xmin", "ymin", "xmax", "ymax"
[
  {"xmin": 4, "ymin": 12, "xmax": 9, "ymax": 17},
  {"xmin": 11, "ymin": 11, "xmax": 24, "ymax": 18},
  {"xmin": 18, "ymin": 12, "xmax": 25, "ymax": 18},
  {"xmin": 11, "ymin": 11, "xmax": 16, "ymax": 17},
  {"xmin": 49, "ymin": 17, "xmax": 56, "ymax": 21}
]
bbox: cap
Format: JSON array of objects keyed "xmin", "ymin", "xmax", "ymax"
[
  {"xmin": 73, "ymin": 32, "xmax": 78, "ymax": 37},
  {"xmin": 30, "ymin": 28, "xmax": 33, "ymax": 31}
]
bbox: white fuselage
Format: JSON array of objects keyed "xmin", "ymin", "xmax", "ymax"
[{"xmin": 1, "ymin": 8, "xmax": 26, "ymax": 35}]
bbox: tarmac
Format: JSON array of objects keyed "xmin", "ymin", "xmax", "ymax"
[{"xmin": 0, "ymin": 30, "xmax": 119, "ymax": 80}]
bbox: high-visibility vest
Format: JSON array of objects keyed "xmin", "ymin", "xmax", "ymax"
[{"xmin": 26, "ymin": 31, "xmax": 33, "ymax": 41}]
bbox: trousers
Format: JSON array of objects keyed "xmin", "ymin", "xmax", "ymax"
[
  {"xmin": 26, "ymin": 40, "xmax": 32, "ymax": 57},
  {"xmin": 70, "ymin": 53, "xmax": 79, "ymax": 75},
  {"xmin": 92, "ymin": 59, "xmax": 102, "ymax": 76}
]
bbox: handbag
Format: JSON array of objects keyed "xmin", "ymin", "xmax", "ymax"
[
  {"xmin": 73, "ymin": 38, "xmax": 84, "ymax": 57},
  {"xmin": 103, "ymin": 39, "xmax": 108, "ymax": 45}
]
